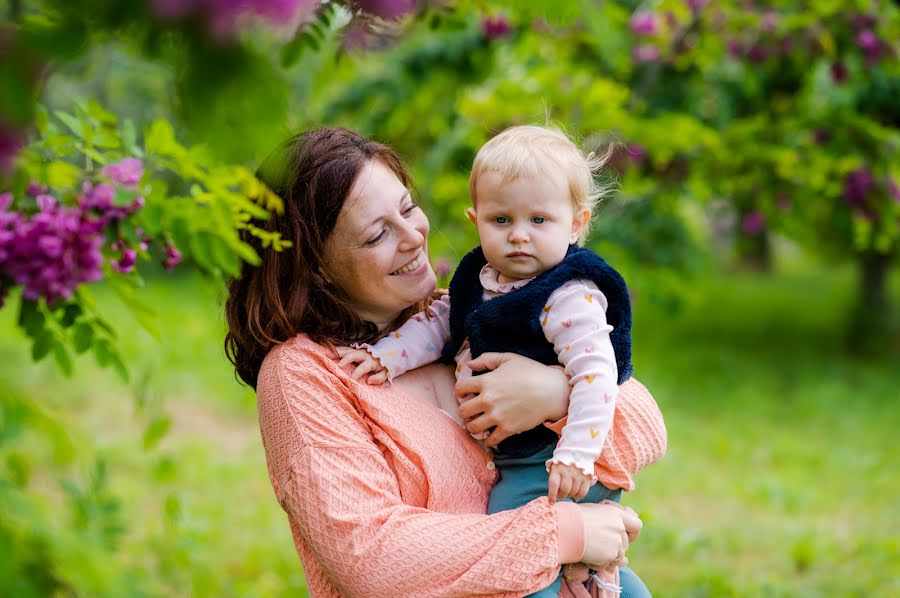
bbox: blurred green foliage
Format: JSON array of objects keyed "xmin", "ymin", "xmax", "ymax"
[{"xmin": 1, "ymin": 0, "xmax": 899, "ymax": 596}]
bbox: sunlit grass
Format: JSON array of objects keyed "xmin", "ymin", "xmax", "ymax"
[{"xmin": 1, "ymin": 263, "xmax": 898, "ymax": 597}]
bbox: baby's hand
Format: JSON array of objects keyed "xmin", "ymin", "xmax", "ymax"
[
  {"xmin": 548, "ymin": 462, "xmax": 594, "ymax": 503},
  {"xmin": 335, "ymin": 346, "xmax": 389, "ymax": 385}
]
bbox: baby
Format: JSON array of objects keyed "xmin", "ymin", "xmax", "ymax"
[{"xmin": 339, "ymin": 125, "xmax": 639, "ymax": 596}]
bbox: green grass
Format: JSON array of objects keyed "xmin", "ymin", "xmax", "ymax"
[{"xmin": 1, "ymin": 264, "xmax": 898, "ymax": 597}]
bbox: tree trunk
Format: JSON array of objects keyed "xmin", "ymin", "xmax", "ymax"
[{"xmin": 848, "ymin": 250, "xmax": 894, "ymax": 354}]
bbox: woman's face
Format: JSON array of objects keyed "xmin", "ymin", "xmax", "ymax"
[{"xmin": 322, "ymin": 159, "xmax": 436, "ymax": 330}]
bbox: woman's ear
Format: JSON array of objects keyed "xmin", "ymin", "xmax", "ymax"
[
  {"xmin": 465, "ymin": 207, "xmax": 478, "ymax": 225},
  {"xmin": 570, "ymin": 209, "xmax": 592, "ymax": 243}
]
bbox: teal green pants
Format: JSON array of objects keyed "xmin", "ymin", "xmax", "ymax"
[{"xmin": 487, "ymin": 444, "xmax": 651, "ymax": 598}]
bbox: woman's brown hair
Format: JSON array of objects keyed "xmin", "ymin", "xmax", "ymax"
[{"xmin": 224, "ymin": 127, "xmax": 427, "ymax": 388}]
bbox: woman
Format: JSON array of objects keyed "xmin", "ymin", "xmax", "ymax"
[{"xmin": 225, "ymin": 127, "xmax": 666, "ymax": 597}]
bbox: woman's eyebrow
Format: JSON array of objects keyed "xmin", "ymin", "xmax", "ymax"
[{"xmin": 359, "ymin": 189, "xmax": 412, "ymax": 233}]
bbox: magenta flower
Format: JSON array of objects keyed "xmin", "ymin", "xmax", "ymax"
[
  {"xmin": 112, "ymin": 247, "xmax": 138, "ymax": 274},
  {"xmin": 352, "ymin": 0, "xmax": 417, "ymax": 20},
  {"xmin": 761, "ymin": 11, "xmax": 778, "ymax": 33},
  {"xmin": 844, "ymin": 168, "xmax": 874, "ymax": 207},
  {"xmin": 102, "ymin": 157, "xmax": 144, "ymax": 190},
  {"xmin": 482, "ymin": 15, "xmax": 512, "ymax": 40},
  {"xmin": 633, "ymin": 45, "xmax": 660, "ymax": 63},
  {"xmin": 742, "ymin": 211, "xmax": 765, "ymax": 235},
  {"xmin": 164, "ymin": 244, "xmax": 183, "ymax": 271},
  {"xmin": 830, "ymin": 61, "xmax": 848, "ymax": 84},
  {"xmin": 0, "ymin": 194, "xmax": 105, "ymax": 303},
  {"xmin": 629, "ymin": 11, "xmax": 659, "ymax": 37}
]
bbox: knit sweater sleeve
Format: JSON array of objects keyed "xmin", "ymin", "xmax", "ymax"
[{"xmin": 256, "ymin": 339, "xmax": 579, "ymax": 598}]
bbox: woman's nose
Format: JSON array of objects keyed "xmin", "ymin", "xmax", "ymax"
[{"xmin": 397, "ymin": 217, "xmax": 426, "ymax": 250}]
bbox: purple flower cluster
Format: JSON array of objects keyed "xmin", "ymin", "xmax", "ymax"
[
  {"xmin": 0, "ymin": 192, "xmax": 104, "ymax": 303},
  {"xmin": 79, "ymin": 181, "xmax": 145, "ymax": 224},
  {"xmin": 844, "ymin": 167, "xmax": 874, "ymax": 207},
  {"xmin": 353, "ymin": 0, "xmax": 417, "ymax": 20},
  {"xmin": 164, "ymin": 244, "xmax": 183, "ymax": 271},
  {"xmin": 482, "ymin": 15, "xmax": 512, "ymax": 40},
  {"xmin": 150, "ymin": 0, "xmax": 317, "ymax": 37},
  {"xmin": 101, "ymin": 157, "xmax": 144, "ymax": 190},
  {"xmin": 630, "ymin": 11, "xmax": 659, "ymax": 37},
  {"xmin": 742, "ymin": 210, "xmax": 766, "ymax": 235}
]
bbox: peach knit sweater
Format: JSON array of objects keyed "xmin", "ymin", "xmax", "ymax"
[{"xmin": 256, "ymin": 335, "xmax": 666, "ymax": 597}]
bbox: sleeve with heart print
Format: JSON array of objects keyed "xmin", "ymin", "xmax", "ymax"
[
  {"xmin": 540, "ymin": 279, "xmax": 619, "ymax": 480},
  {"xmin": 356, "ymin": 295, "xmax": 452, "ymax": 382}
]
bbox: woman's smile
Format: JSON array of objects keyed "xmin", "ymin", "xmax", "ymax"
[{"xmin": 391, "ymin": 251, "xmax": 427, "ymax": 275}]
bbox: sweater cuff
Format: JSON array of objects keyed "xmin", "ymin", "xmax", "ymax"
[{"xmin": 554, "ymin": 501, "xmax": 585, "ymax": 565}]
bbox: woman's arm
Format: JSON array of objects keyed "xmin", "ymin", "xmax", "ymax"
[
  {"xmin": 257, "ymin": 340, "xmax": 580, "ymax": 598},
  {"xmin": 456, "ymin": 352, "xmax": 571, "ymax": 447}
]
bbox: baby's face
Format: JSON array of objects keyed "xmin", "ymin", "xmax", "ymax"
[{"xmin": 467, "ymin": 171, "xmax": 586, "ymax": 283}]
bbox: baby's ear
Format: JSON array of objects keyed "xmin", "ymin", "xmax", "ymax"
[
  {"xmin": 570, "ymin": 209, "xmax": 591, "ymax": 243},
  {"xmin": 465, "ymin": 207, "xmax": 478, "ymax": 225}
]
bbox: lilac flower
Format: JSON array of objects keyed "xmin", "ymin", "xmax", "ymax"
[
  {"xmin": 726, "ymin": 39, "xmax": 744, "ymax": 59},
  {"xmin": 26, "ymin": 180, "xmax": 48, "ymax": 197},
  {"xmin": 112, "ymin": 247, "xmax": 138, "ymax": 274},
  {"xmin": 851, "ymin": 14, "xmax": 877, "ymax": 31},
  {"xmin": 629, "ymin": 11, "xmax": 659, "ymax": 37},
  {"xmin": 746, "ymin": 42, "xmax": 767, "ymax": 63},
  {"xmin": 844, "ymin": 168, "xmax": 874, "ymax": 207},
  {"xmin": 102, "ymin": 157, "xmax": 144, "ymax": 190},
  {"xmin": 830, "ymin": 61, "xmax": 848, "ymax": 84},
  {"xmin": 761, "ymin": 11, "xmax": 778, "ymax": 33},
  {"xmin": 482, "ymin": 15, "xmax": 512, "ymax": 40},
  {"xmin": 633, "ymin": 45, "xmax": 660, "ymax": 63},
  {"xmin": 352, "ymin": 0, "xmax": 417, "ymax": 20},
  {"xmin": 742, "ymin": 211, "xmax": 766, "ymax": 235},
  {"xmin": 856, "ymin": 30, "xmax": 878, "ymax": 52},
  {"xmin": 0, "ymin": 194, "xmax": 105, "ymax": 303},
  {"xmin": 79, "ymin": 182, "xmax": 144, "ymax": 223},
  {"xmin": 151, "ymin": 0, "xmax": 318, "ymax": 38},
  {"xmin": 164, "ymin": 244, "xmax": 183, "ymax": 271}
]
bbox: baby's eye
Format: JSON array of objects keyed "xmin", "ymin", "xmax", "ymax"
[
  {"xmin": 532, "ymin": 216, "xmax": 546, "ymax": 224},
  {"xmin": 494, "ymin": 216, "xmax": 509, "ymax": 224}
]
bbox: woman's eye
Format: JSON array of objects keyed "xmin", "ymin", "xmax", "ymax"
[
  {"xmin": 365, "ymin": 230, "xmax": 386, "ymax": 246},
  {"xmin": 403, "ymin": 202, "xmax": 418, "ymax": 215},
  {"xmin": 532, "ymin": 216, "xmax": 546, "ymax": 224},
  {"xmin": 494, "ymin": 216, "xmax": 509, "ymax": 224}
]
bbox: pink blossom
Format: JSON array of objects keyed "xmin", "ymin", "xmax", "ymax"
[
  {"xmin": 482, "ymin": 15, "xmax": 512, "ymax": 40},
  {"xmin": 629, "ymin": 11, "xmax": 659, "ymax": 37},
  {"xmin": 164, "ymin": 244, "xmax": 183, "ymax": 271},
  {"xmin": 102, "ymin": 157, "xmax": 144, "ymax": 190},
  {"xmin": 633, "ymin": 45, "xmax": 660, "ymax": 63},
  {"xmin": 742, "ymin": 211, "xmax": 765, "ymax": 235}
]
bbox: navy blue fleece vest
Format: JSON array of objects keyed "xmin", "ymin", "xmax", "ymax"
[{"xmin": 442, "ymin": 244, "xmax": 633, "ymax": 458}]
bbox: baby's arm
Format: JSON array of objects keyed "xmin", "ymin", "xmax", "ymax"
[
  {"xmin": 342, "ymin": 295, "xmax": 452, "ymax": 383},
  {"xmin": 541, "ymin": 279, "xmax": 619, "ymax": 502}
]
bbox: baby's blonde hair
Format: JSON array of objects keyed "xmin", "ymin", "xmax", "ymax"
[{"xmin": 469, "ymin": 125, "xmax": 615, "ymax": 244}]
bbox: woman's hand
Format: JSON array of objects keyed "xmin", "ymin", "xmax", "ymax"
[
  {"xmin": 577, "ymin": 501, "xmax": 642, "ymax": 571},
  {"xmin": 455, "ymin": 352, "xmax": 570, "ymax": 447}
]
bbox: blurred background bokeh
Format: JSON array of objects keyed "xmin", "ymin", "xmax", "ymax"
[{"xmin": 1, "ymin": 1, "xmax": 898, "ymax": 596}]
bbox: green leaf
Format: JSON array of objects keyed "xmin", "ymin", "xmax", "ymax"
[
  {"xmin": 113, "ymin": 187, "xmax": 136, "ymax": 207},
  {"xmin": 145, "ymin": 119, "xmax": 179, "ymax": 157},
  {"xmin": 143, "ymin": 415, "xmax": 171, "ymax": 451},
  {"xmin": 72, "ymin": 323, "xmax": 94, "ymax": 354},
  {"xmin": 31, "ymin": 331, "xmax": 53, "ymax": 361},
  {"xmin": 18, "ymin": 299, "xmax": 45, "ymax": 336},
  {"xmin": 54, "ymin": 110, "xmax": 85, "ymax": 138},
  {"xmin": 163, "ymin": 492, "xmax": 181, "ymax": 525},
  {"xmin": 122, "ymin": 119, "xmax": 143, "ymax": 157},
  {"xmin": 59, "ymin": 303, "xmax": 82, "ymax": 328},
  {"xmin": 52, "ymin": 341, "xmax": 73, "ymax": 377},
  {"xmin": 46, "ymin": 161, "xmax": 81, "ymax": 189}
]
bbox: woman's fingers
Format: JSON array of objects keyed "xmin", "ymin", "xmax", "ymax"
[
  {"xmin": 464, "ymin": 414, "xmax": 495, "ymax": 436},
  {"xmin": 464, "ymin": 352, "xmax": 508, "ymax": 373},
  {"xmin": 457, "ymin": 393, "xmax": 489, "ymax": 420}
]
